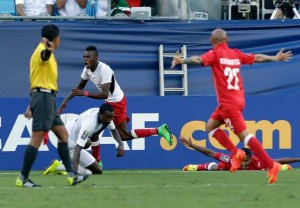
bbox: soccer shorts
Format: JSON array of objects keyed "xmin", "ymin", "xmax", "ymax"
[
  {"xmin": 106, "ymin": 96, "xmax": 130, "ymax": 127},
  {"xmin": 69, "ymin": 148, "xmax": 95, "ymax": 168},
  {"xmin": 210, "ymin": 106, "xmax": 246, "ymax": 135},
  {"xmin": 30, "ymin": 92, "xmax": 64, "ymax": 131}
]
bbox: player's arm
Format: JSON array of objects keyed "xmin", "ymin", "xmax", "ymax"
[
  {"xmin": 274, "ymin": 157, "xmax": 300, "ymax": 164},
  {"xmin": 179, "ymin": 137, "xmax": 216, "ymax": 158},
  {"xmin": 40, "ymin": 37, "xmax": 54, "ymax": 61},
  {"xmin": 71, "ymin": 82, "xmax": 111, "ymax": 100},
  {"xmin": 110, "ymin": 128, "xmax": 125, "ymax": 157},
  {"xmin": 55, "ymin": 0, "xmax": 67, "ymax": 9},
  {"xmin": 73, "ymin": 144, "xmax": 83, "ymax": 173},
  {"xmin": 171, "ymin": 51, "xmax": 203, "ymax": 68},
  {"xmin": 57, "ymin": 79, "xmax": 88, "ymax": 114},
  {"xmin": 46, "ymin": 4, "xmax": 53, "ymax": 15},
  {"xmin": 254, "ymin": 48, "xmax": 292, "ymax": 63},
  {"xmin": 16, "ymin": 3, "xmax": 26, "ymax": 16}
]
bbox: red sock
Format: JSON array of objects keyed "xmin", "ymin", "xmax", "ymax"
[
  {"xmin": 133, "ymin": 128, "xmax": 158, "ymax": 138},
  {"xmin": 92, "ymin": 145, "xmax": 101, "ymax": 162},
  {"xmin": 247, "ymin": 137, "xmax": 273, "ymax": 168},
  {"xmin": 212, "ymin": 129, "xmax": 238, "ymax": 154},
  {"xmin": 197, "ymin": 163, "xmax": 210, "ymax": 171}
]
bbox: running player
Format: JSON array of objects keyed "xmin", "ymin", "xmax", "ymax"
[
  {"xmin": 172, "ymin": 28, "xmax": 292, "ymax": 183},
  {"xmin": 57, "ymin": 45, "xmax": 173, "ymax": 164}
]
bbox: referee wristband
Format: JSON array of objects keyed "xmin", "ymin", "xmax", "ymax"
[{"xmin": 84, "ymin": 91, "xmax": 89, "ymax": 97}]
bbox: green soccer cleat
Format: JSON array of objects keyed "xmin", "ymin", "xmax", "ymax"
[
  {"xmin": 98, "ymin": 160, "xmax": 104, "ymax": 169},
  {"xmin": 16, "ymin": 177, "xmax": 42, "ymax": 188},
  {"xmin": 67, "ymin": 174, "xmax": 89, "ymax": 186},
  {"xmin": 42, "ymin": 159, "xmax": 61, "ymax": 175},
  {"xmin": 158, "ymin": 124, "xmax": 173, "ymax": 146}
]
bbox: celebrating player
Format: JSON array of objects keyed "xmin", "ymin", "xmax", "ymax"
[
  {"xmin": 43, "ymin": 103, "xmax": 124, "ymax": 175},
  {"xmin": 57, "ymin": 45, "xmax": 173, "ymax": 165},
  {"xmin": 172, "ymin": 28, "xmax": 292, "ymax": 184}
]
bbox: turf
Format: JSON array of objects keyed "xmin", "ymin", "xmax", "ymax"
[{"xmin": 1, "ymin": 169, "xmax": 299, "ymax": 208}]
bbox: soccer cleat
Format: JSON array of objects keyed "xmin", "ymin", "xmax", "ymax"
[
  {"xmin": 98, "ymin": 160, "xmax": 104, "ymax": 169},
  {"xmin": 67, "ymin": 174, "xmax": 89, "ymax": 186},
  {"xmin": 16, "ymin": 177, "xmax": 42, "ymax": 188},
  {"xmin": 158, "ymin": 124, "xmax": 173, "ymax": 146},
  {"xmin": 183, "ymin": 164, "xmax": 198, "ymax": 171},
  {"xmin": 42, "ymin": 159, "xmax": 61, "ymax": 175},
  {"xmin": 268, "ymin": 162, "xmax": 281, "ymax": 184},
  {"xmin": 56, "ymin": 171, "xmax": 67, "ymax": 175},
  {"xmin": 280, "ymin": 164, "xmax": 293, "ymax": 171},
  {"xmin": 230, "ymin": 149, "xmax": 246, "ymax": 172}
]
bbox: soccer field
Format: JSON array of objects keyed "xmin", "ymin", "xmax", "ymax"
[{"xmin": 1, "ymin": 169, "xmax": 299, "ymax": 208}]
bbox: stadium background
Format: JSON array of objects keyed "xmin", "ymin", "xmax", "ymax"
[{"xmin": 1, "ymin": 20, "xmax": 300, "ymax": 170}]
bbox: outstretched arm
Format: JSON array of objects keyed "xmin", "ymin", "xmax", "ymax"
[
  {"xmin": 179, "ymin": 137, "xmax": 216, "ymax": 158},
  {"xmin": 171, "ymin": 51, "xmax": 203, "ymax": 68},
  {"xmin": 275, "ymin": 157, "xmax": 300, "ymax": 164},
  {"xmin": 71, "ymin": 82, "xmax": 111, "ymax": 100},
  {"xmin": 57, "ymin": 79, "xmax": 88, "ymax": 114},
  {"xmin": 254, "ymin": 48, "xmax": 292, "ymax": 63}
]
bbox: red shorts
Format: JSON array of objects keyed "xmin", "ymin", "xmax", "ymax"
[
  {"xmin": 106, "ymin": 96, "xmax": 130, "ymax": 127},
  {"xmin": 210, "ymin": 106, "xmax": 246, "ymax": 134}
]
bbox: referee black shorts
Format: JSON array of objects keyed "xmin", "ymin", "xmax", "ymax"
[{"xmin": 30, "ymin": 92, "xmax": 64, "ymax": 132}]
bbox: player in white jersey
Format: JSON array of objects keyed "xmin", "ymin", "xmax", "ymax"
[
  {"xmin": 57, "ymin": 45, "xmax": 173, "ymax": 165},
  {"xmin": 43, "ymin": 103, "xmax": 124, "ymax": 175}
]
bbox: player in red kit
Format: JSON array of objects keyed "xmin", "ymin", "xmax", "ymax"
[
  {"xmin": 180, "ymin": 137, "xmax": 296, "ymax": 171},
  {"xmin": 172, "ymin": 28, "xmax": 293, "ymax": 184}
]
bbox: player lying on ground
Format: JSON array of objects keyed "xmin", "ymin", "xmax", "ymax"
[
  {"xmin": 180, "ymin": 137, "xmax": 298, "ymax": 171},
  {"xmin": 43, "ymin": 103, "xmax": 124, "ymax": 176}
]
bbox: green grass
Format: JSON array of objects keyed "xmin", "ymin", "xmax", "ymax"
[{"xmin": 1, "ymin": 169, "xmax": 299, "ymax": 208}]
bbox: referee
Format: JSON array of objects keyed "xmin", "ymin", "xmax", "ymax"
[{"xmin": 16, "ymin": 25, "xmax": 88, "ymax": 187}]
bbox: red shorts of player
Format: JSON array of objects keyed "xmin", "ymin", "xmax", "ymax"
[
  {"xmin": 106, "ymin": 96, "xmax": 130, "ymax": 127},
  {"xmin": 210, "ymin": 106, "xmax": 246, "ymax": 134}
]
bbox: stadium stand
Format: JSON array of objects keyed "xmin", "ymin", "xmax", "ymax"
[{"xmin": 0, "ymin": 0, "xmax": 16, "ymax": 16}]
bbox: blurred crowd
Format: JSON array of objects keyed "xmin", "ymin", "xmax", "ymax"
[{"xmin": 9, "ymin": 0, "xmax": 194, "ymax": 18}]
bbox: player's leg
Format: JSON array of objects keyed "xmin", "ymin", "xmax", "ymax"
[
  {"xmin": 90, "ymin": 134, "xmax": 101, "ymax": 163},
  {"xmin": 52, "ymin": 121, "xmax": 89, "ymax": 186},
  {"xmin": 183, "ymin": 162, "xmax": 218, "ymax": 171},
  {"xmin": 238, "ymin": 130, "xmax": 280, "ymax": 184},
  {"xmin": 107, "ymin": 97, "xmax": 173, "ymax": 145},
  {"xmin": 206, "ymin": 107, "xmax": 239, "ymax": 155},
  {"xmin": 79, "ymin": 149, "xmax": 102, "ymax": 174},
  {"xmin": 16, "ymin": 130, "xmax": 44, "ymax": 187},
  {"xmin": 16, "ymin": 93, "xmax": 52, "ymax": 187}
]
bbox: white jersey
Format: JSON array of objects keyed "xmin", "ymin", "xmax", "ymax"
[
  {"xmin": 66, "ymin": 108, "xmax": 115, "ymax": 148},
  {"xmin": 81, "ymin": 61, "xmax": 124, "ymax": 102},
  {"xmin": 57, "ymin": 0, "xmax": 86, "ymax": 16},
  {"xmin": 16, "ymin": 0, "xmax": 54, "ymax": 16}
]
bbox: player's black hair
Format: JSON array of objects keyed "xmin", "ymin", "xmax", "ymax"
[
  {"xmin": 242, "ymin": 147, "xmax": 252, "ymax": 157},
  {"xmin": 41, "ymin": 24, "xmax": 59, "ymax": 42},
  {"xmin": 99, "ymin": 103, "xmax": 114, "ymax": 114},
  {"xmin": 85, "ymin": 45, "xmax": 98, "ymax": 56}
]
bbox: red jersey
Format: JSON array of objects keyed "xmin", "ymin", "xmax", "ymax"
[
  {"xmin": 214, "ymin": 152, "xmax": 267, "ymax": 171},
  {"xmin": 201, "ymin": 43, "xmax": 255, "ymax": 109}
]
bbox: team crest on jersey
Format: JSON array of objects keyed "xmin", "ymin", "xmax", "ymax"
[
  {"xmin": 80, "ymin": 131, "xmax": 89, "ymax": 140},
  {"xmin": 220, "ymin": 154, "xmax": 230, "ymax": 162}
]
